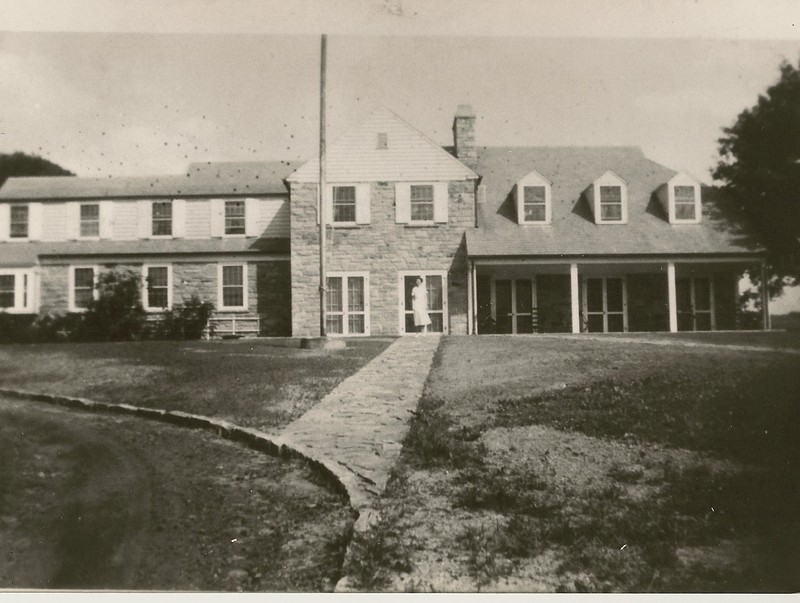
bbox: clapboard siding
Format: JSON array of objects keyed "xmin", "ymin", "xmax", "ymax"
[
  {"xmin": 112, "ymin": 201, "xmax": 139, "ymax": 240},
  {"xmin": 41, "ymin": 202, "xmax": 67, "ymax": 241},
  {"xmin": 185, "ymin": 199, "xmax": 211, "ymax": 239},
  {"xmin": 258, "ymin": 198, "xmax": 289, "ymax": 238},
  {"xmin": 289, "ymin": 107, "xmax": 477, "ymax": 183}
]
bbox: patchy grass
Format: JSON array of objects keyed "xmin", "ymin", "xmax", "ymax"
[
  {"xmin": 374, "ymin": 334, "xmax": 800, "ymax": 592},
  {"xmin": 0, "ymin": 338, "xmax": 392, "ymax": 433}
]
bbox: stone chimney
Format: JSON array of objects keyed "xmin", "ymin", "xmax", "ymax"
[{"xmin": 452, "ymin": 104, "xmax": 477, "ymax": 170}]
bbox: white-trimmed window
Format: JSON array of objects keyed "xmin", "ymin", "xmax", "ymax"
[
  {"xmin": 151, "ymin": 201, "xmax": 173, "ymax": 236},
  {"xmin": 80, "ymin": 203, "xmax": 101, "ymax": 238},
  {"xmin": 377, "ymin": 132, "xmax": 388, "ymax": 150},
  {"xmin": 673, "ymin": 186, "xmax": 696, "ymax": 220},
  {"xmin": 0, "ymin": 270, "xmax": 35, "ymax": 313},
  {"xmin": 516, "ymin": 170, "xmax": 552, "ymax": 224},
  {"xmin": 143, "ymin": 265, "xmax": 172, "ymax": 311},
  {"xmin": 69, "ymin": 266, "xmax": 98, "ymax": 312},
  {"xmin": 332, "ymin": 186, "xmax": 357, "ymax": 223},
  {"xmin": 589, "ymin": 171, "xmax": 628, "ymax": 224},
  {"xmin": 218, "ymin": 264, "xmax": 247, "ymax": 310},
  {"xmin": 10, "ymin": 205, "xmax": 28, "ymax": 238},
  {"xmin": 663, "ymin": 174, "xmax": 702, "ymax": 224},
  {"xmin": 399, "ymin": 270, "xmax": 448, "ymax": 334},
  {"xmin": 224, "ymin": 200, "xmax": 246, "ymax": 235},
  {"xmin": 326, "ymin": 272, "xmax": 370, "ymax": 336},
  {"xmin": 410, "ymin": 184, "xmax": 435, "ymax": 222}
]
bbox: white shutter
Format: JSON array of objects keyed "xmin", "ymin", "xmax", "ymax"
[
  {"xmin": 137, "ymin": 200, "xmax": 152, "ymax": 239},
  {"xmin": 0, "ymin": 204, "xmax": 9, "ymax": 241},
  {"xmin": 28, "ymin": 203, "xmax": 43, "ymax": 240},
  {"xmin": 172, "ymin": 199, "xmax": 186, "ymax": 238},
  {"xmin": 355, "ymin": 183, "xmax": 371, "ymax": 224},
  {"xmin": 65, "ymin": 202, "xmax": 80, "ymax": 239},
  {"xmin": 210, "ymin": 199, "xmax": 225, "ymax": 237},
  {"xmin": 433, "ymin": 181, "xmax": 449, "ymax": 223},
  {"xmin": 99, "ymin": 201, "xmax": 113, "ymax": 239},
  {"xmin": 245, "ymin": 198, "xmax": 260, "ymax": 236},
  {"xmin": 395, "ymin": 183, "xmax": 410, "ymax": 224}
]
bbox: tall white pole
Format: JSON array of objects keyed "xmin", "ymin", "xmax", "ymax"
[{"xmin": 318, "ymin": 34, "xmax": 327, "ymax": 337}]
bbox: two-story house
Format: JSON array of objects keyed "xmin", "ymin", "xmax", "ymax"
[
  {"xmin": 0, "ymin": 105, "xmax": 767, "ymax": 336},
  {"xmin": 0, "ymin": 161, "xmax": 297, "ymax": 336}
]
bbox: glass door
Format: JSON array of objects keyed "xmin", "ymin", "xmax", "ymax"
[
  {"xmin": 676, "ymin": 277, "xmax": 713, "ymax": 331},
  {"xmin": 584, "ymin": 277, "xmax": 627, "ymax": 333},
  {"xmin": 494, "ymin": 279, "xmax": 536, "ymax": 334},
  {"xmin": 402, "ymin": 273, "xmax": 446, "ymax": 334}
]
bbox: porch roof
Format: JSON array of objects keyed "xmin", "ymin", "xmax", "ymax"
[
  {"xmin": 467, "ymin": 146, "xmax": 764, "ymax": 258},
  {"xmin": 0, "ymin": 237, "xmax": 288, "ymax": 267}
]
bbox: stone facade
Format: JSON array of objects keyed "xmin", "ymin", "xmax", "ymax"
[
  {"xmin": 37, "ymin": 259, "xmax": 291, "ymax": 337},
  {"xmin": 290, "ymin": 180, "xmax": 476, "ymax": 337}
]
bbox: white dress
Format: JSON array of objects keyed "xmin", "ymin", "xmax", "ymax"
[{"xmin": 412, "ymin": 284, "xmax": 432, "ymax": 327}]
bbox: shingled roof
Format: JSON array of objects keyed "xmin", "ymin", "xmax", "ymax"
[
  {"xmin": 0, "ymin": 161, "xmax": 298, "ymax": 201},
  {"xmin": 467, "ymin": 146, "xmax": 763, "ymax": 258}
]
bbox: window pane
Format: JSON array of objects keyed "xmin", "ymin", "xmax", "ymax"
[
  {"xmin": 326, "ymin": 277, "xmax": 343, "ymax": 312},
  {"xmin": 599, "ymin": 186, "xmax": 622, "ymax": 221},
  {"xmin": 695, "ymin": 313, "xmax": 712, "ymax": 331},
  {"xmin": 333, "ymin": 186, "xmax": 356, "ymax": 223},
  {"xmin": 674, "ymin": 186, "xmax": 695, "ymax": 202},
  {"xmin": 428, "ymin": 312, "xmax": 444, "ymax": 333},
  {"xmin": 221, "ymin": 265, "xmax": 244, "ymax": 307},
  {"xmin": 74, "ymin": 268, "xmax": 94, "ymax": 288},
  {"xmin": 326, "ymin": 315, "xmax": 343, "ymax": 335},
  {"xmin": 347, "ymin": 276, "xmax": 364, "ymax": 312},
  {"xmin": 600, "ymin": 203, "xmax": 622, "ymax": 220},
  {"xmin": 607, "ymin": 314, "xmax": 624, "ymax": 332},
  {"xmin": 148, "ymin": 267, "xmax": 168, "ymax": 288},
  {"xmin": 426, "ymin": 275, "xmax": 443, "ymax": 311},
  {"xmin": 147, "ymin": 267, "xmax": 169, "ymax": 308},
  {"xmin": 225, "ymin": 201, "xmax": 246, "ymax": 234},
  {"xmin": 694, "ymin": 278, "xmax": 711, "ymax": 310},
  {"xmin": 675, "ymin": 202, "xmax": 696, "ymax": 220},
  {"xmin": 348, "ymin": 314, "xmax": 365, "ymax": 334},
  {"xmin": 80, "ymin": 204, "xmax": 99, "ymax": 220},
  {"xmin": 524, "ymin": 186, "xmax": 546, "ymax": 203},
  {"xmin": 222, "ymin": 265, "xmax": 243, "ymax": 287},
  {"xmin": 586, "ymin": 278, "xmax": 603, "ymax": 312},
  {"xmin": 600, "ymin": 186, "xmax": 621, "ymax": 202},
  {"xmin": 0, "ymin": 275, "xmax": 14, "ymax": 308},
  {"xmin": 10, "ymin": 205, "xmax": 28, "ymax": 238},
  {"xmin": 222, "ymin": 287, "xmax": 243, "ymax": 307},
  {"xmin": 606, "ymin": 278, "xmax": 624, "ymax": 312},
  {"xmin": 587, "ymin": 314, "xmax": 604, "ymax": 333},
  {"xmin": 524, "ymin": 205, "xmax": 546, "ymax": 222}
]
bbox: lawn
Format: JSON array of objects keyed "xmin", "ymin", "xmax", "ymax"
[
  {"xmin": 0, "ymin": 337, "xmax": 393, "ymax": 433},
  {"xmin": 358, "ymin": 334, "xmax": 800, "ymax": 592}
]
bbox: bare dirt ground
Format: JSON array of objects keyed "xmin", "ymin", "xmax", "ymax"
[{"xmin": 0, "ymin": 397, "xmax": 354, "ymax": 591}]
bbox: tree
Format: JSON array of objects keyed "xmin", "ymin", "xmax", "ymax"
[
  {"xmin": 0, "ymin": 152, "xmax": 73, "ymax": 187},
  {"xmin": 81, "ymin": 269, "xmax": 146, "ymax": 341},
  {"xmin": 713, "ymin": 58, "xmax": 800, "ymax": 293}
]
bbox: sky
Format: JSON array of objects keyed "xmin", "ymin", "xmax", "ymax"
[{"xmin": 0, "ymin": 0, "xmax": 799, "ymax": 312}]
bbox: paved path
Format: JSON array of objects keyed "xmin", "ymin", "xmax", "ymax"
[{"xmin": 278, "ymin": 335, "xmax": 441, "ymax": 510}]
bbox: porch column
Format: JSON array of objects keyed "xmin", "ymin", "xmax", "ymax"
[
  {"xmin": 761, "ymin": 262, "xmax": 771, "ymax": 330},
  {"xmin": 467, "ymin": 260, "xmax": 474, "ymax": 335},
  {"xmin": 667, "ymin": 262, "xmax": 678, "ymax": 333},
  {"xmin": 471, "ymin": 261, "xmax": 478, "ymax": 335},
  {"xmin": 570, "ymin": 263, "xmax": 580, "ymax": 334}
]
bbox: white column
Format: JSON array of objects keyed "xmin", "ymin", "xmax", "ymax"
[
  {"xmin": 472, "ymin": 261, "xmax": 478, "ymax": 335},
  {"xmin": 761, "ymin": 262, "xmax": 770, "ymax": 331},
  {"xmin": 570, "ymin": 263, "xmax": 580, "ymax": 333},
  {"xmin": 467, "ymin": 261, "xmax": 474, "ymax": 335},
  {"xmin": 667, "ymin": 262, "xmax": 678, "ymax": 333}
]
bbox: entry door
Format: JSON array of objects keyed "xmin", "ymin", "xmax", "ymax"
[
  {"xmin": 676, "ymin": 277, "xmax": 714, "ymax": 331},
  {"xmin": 494, "ymin": 279, "xmax": 536, "ymax": 334},
  {"xmin": 401, "ymin": 273, "xmax": 447, "ymax": 334},
  {"xmin": 584, "ymin": 277, "xmax": 627, "ymax": 333}
]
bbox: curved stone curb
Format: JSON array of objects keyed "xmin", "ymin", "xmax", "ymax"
[{"xmin": 0, "ymin": 387, "xmax": 359, "ymax": 505}]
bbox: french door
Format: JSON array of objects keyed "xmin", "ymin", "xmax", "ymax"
[
  {"xmin": 399, "ymin": 271, "xmax": 448, "ymax": 334},
  {"xmin": 676, "ymin": 277, "xmax": 714, "ymax": 331},
  {"xmin": 583, "ymin": 277, "xmax": 627, "ymax": 333},
  {"xmin": 494, "ymin": 279, "xmax": 536, "ymax": 334}
]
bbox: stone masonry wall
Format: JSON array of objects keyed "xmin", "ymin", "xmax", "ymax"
[
  {"xmin": 290, "ymin": 180, "xmax": 476, "ymax": 336},
  {"xmin": 37, "ymin": 259, "xmax": 291, "ymax": 336}
]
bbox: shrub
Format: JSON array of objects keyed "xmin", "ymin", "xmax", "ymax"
[
  {"xmin": 146, "ymin": 296, "xmax": 215, "ymax": 340},
  {"xmin": 81, "ymin": 269, "xmax": 146, "ymax": 341},
  {"xmin": 0, "ymin": 313, "xmax": 37, "ymax": 343}
]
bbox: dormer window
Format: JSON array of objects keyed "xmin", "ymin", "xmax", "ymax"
[
  {"xmin": 657, "ymin": 173, "xmax": 702, "ymax": 224},
  {"xmin": 377, "ymin": 132, "xmax": 388, "ymax": 149},
  {"xmin": 515, "ymin": 170, "xmax": 552, "ymax": 224},
  {"xmin": 588, "ymin": 171, "xmax": 628, "ymax": 224}
]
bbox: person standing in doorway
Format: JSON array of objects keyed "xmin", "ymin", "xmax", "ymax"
[{"xmin": 412, "ymin": 277, "xmax": 432, "ymax": 334}]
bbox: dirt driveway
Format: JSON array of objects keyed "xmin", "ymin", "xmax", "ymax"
[{"xmin": 0, "ymin": 397, "xmax": 354, "ymax": 591}]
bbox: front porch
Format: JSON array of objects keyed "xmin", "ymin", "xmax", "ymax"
[{"xmin": 466, "ymin": 258, "xmax": 769, "ymax": 335}]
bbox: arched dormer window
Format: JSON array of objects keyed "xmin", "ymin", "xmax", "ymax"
[
  {"xmin": 515, "ymin": 170, "xmax": 552, "ymax": 224},
  {"xmin": 586, "ymin": 170, "xmax": 628, "ymax": 224}
]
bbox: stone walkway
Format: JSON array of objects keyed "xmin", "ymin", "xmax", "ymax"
[{"xmin": 278, "ymin": 335, "xmax": 441, "ymax": 510}]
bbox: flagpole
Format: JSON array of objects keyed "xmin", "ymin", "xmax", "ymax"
[{"xmin": 318, "ymin": 34, "xmax": 327, "ymax": 337}]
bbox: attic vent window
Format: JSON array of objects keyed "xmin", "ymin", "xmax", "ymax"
[{"xmin": 377, "ymin": 132, "xmax": 388, "ymax": 149}]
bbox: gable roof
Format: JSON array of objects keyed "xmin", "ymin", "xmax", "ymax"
[
  {"xmin": 0, "ymin": 161, "xmax": 298, "ymax": 201},
  {"xmin": 467, "ymin": 146, "xmax": 763, "ymax": 257},
  {"xmin": 287, "ymin": 107, "xmax": 478, "ymax": 183}
]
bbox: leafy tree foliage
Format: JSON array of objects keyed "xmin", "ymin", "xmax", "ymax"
[
  {"xmin": 713, "ymin": 59, "xmax": 800, "ymax": 290},
  {"xmin": 82, "ymin": 269, "xmax": 147, "ymax": 341},
  {"xmin": 0, "ymin": 152, "xmax": 73, "ymax": 187}
]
